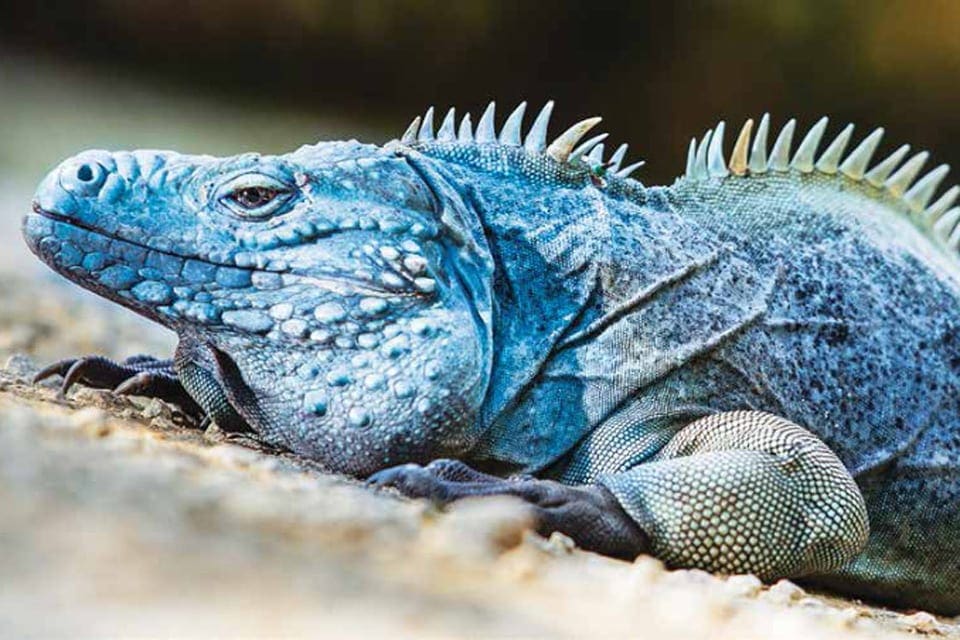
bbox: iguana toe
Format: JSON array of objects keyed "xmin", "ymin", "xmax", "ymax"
[{"xmin": 33, "ymin": 353, "xmax": 203, "ymax": 421}]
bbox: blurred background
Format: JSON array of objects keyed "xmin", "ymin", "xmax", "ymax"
[
  {"xmin": 3, "ymin": 5, "xmax": 960, "ymax": 635},
  {"xmin": 2, "ymin": 0, "xmax": 960, "ymax": 270}
]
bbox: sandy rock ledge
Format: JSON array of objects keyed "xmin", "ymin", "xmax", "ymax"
[
  {"xmin": 0, "ymin": 272, "xmax": 957, "ymax": 639},
  {"xmin": 1, "ymin": 356, "xmax": 958, "ymax": 639}
]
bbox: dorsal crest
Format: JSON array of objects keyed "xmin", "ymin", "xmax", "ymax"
[
  {"xmin": 398, "ymin": 101, "xmax": 645, "ymax": 180},
  {"xmin": 683, "ymin": 115, "xmax": 960, "ymax": 250}
]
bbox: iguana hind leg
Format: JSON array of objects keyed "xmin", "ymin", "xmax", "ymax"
[
  {"xmin": 368, "ymin": 459, "xmax": 650, "ymax": 559},
  {"xmin": 372, "ymin": 411, "xmax": 869, "ymax": 577},
  {"xmin": 599, "ymin": 410, "xmax": 870, "ymax": 578}
]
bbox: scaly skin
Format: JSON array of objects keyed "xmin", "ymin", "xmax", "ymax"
[{"xmin": 22, "ymin": 104, "xmax": 960, "ymax": 613}]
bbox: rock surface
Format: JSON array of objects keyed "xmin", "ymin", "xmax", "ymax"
[{"xmin": 2, "ymin": 274, "xmax": 959, "ymax": 638}]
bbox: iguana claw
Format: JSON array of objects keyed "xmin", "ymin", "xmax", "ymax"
[
  {"xmin": 369, "ymin": 459, "xmax": 649, "ymax": 559},
  {"xmin": 33, "ymin": 354, "xmax": 203, "ymax": 421}
]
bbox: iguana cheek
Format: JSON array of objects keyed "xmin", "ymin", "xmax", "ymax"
[{"xmin": 243, "ymin": 304, "xmax": 483, "ymax": 474}]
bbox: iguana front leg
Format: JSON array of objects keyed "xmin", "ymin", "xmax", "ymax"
[
  {"xmin": 34, "ymin": 354, "xmax": 203, "ymax": 421},
  {"xmin": 371, "ymin": 411, "xmax": 869, "ymax": 578},
  {"xmin": 369, "ymin": 459, "xmax": 650, "ymax": 559}
]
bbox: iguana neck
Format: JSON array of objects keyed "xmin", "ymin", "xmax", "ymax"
[{"xmin": 444, "ymin": 162, "xmax": 656, "ymax": 468}]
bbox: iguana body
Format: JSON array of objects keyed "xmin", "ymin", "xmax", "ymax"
[{"xmin": 23, "ymin": 102, "xmax": 960, "ymax": 613}]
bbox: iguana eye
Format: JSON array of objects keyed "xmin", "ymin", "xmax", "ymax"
[
  {"xmin": 229, "ymin": 187, "xmax": 283, "ymax": 209},
  {"xmin": 217, "ymin": 173, "xmax": 294, "ymax": 218}
]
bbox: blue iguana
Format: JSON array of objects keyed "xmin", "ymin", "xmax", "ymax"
[{"xmin": 23, "ymin": 102, "xmax": 960, "ymax": 613}]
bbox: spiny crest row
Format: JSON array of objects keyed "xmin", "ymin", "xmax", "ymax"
[
  {"xmin": 686, "ymin": 115, "xmax": 960, "ymax": 248},
  {"xmin": 399, "ymin": 102, "xmax": 646, "ymax": 179}
]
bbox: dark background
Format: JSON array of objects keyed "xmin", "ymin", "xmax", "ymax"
[{"xmin": 2, "ymin": 0, "xmax": 960, "ymax": 183}]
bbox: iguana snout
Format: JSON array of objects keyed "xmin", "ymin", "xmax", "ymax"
[{"xmin": 24, "ymin": 147, "xmax": 209, "ymax": 323}]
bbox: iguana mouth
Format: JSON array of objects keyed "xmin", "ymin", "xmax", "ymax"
[
  {"xmin": 27, "ymin": 204, "xmax": 413, "ymax": 299},
  {"xmin": 30, "ymin": 202, "xmax": 284, "ymax": 273}
]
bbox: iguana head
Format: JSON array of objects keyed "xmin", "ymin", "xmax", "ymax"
[
  {"xmin": 22, "ymin": 102, "xmax": 645, "ymax": 474},
  {"xmin": 23, "ymin": 133, "xmax": 506, "ymax": 471}
]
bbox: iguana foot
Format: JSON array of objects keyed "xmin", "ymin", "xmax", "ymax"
[
  {"xmin": 368, "ymin": 459, "xmax": 649, "ymax": 559},
  {"xmin": 34, "ymin": 354, "xmax": 203, "ymax": 421}
]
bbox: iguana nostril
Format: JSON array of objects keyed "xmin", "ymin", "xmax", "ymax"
[{"xmin": 60, "ymin": 158, "xmax": 108, "ymax": 196}]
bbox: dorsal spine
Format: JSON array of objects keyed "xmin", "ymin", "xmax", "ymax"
[
  {"xmin": 399, "ymin": 101, "xmax": 646, "ymax": 180},
  {"xmin": 683, "ymin": 115, "xmax": 960, "ymax": 250}
]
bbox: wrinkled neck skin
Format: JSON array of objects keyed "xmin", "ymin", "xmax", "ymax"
[
  {"xmin": 227, "ymin": 146, "xmax": 660, "ymax": 474},
  {"xmin": 413, "ymin": 148, "xmax": 655, "ymax": 473}
]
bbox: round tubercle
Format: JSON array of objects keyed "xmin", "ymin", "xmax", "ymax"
[{"xmin": 60, "ymin": 159, "xmax": 107, "ymax": 197}]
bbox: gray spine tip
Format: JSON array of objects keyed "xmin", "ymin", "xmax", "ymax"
[
  {"xmin": 570, "ymin": 133, "xmax": 609, "ymax": 163},
  {"xmin": 923, "ymin": 185, "xmax": 960, "ymax": 227},
  {"xmin": 401, "ymin": 116, "xmax": 421, "ymax": 144},
  {"xmin": 437, "ymin": 107, "xmax": 457, "ymax": 142},
  {"xmin": 748, "ymin": 113, "xmax": 770, "ymax": 174},
  {"xmin": 769, "ymin": 119, "xmax": 796, "ymax": 172},
  {"xmin": 499, "ymin": 102, "xmax": 527, "ymax": 146},
  {"xmin": 418, "ymin": 106, "xmax": 436, "ymax": 142},
  {"xmin": 839, "ymin": 127, "xmax": 884, "ymax": 181},
  {"xmin": 524, "ymin": 101, "xmax": 554, "ymax": 154},
  {"xmin": 476, "ymin": 102, "xmax": 497, "ymax": 144},
  {"xmin": 608, "ymin": 143, "xmax": 628, "ymax": 173},
  {"xmin": 815, "ymin": 123, "xmax": 854, "ymax": 174},
  {"xmin": 457, "ymin": 113, "xmax": 474, "ymax": 143},
  {"xmin": 885, "ymin": 151, "xmax": 929, "ymax": 197},
  {"xmin": 790, "ymin": 116, "xmax": 828, "ymax": 172},
  {"xmin": 685, "ymin": 138, "xmax": 698, "ymax": 177},
  {"xmin": 616, "ymin": 160, "xmax": 645, "ymax": 178},
  {"xmin": 865, "ymin": 144, "xmax": 910, "ymax": 187},
  {"xmin": 586, "ymin": 143, "xmax": 605, "ymax": 168},
  {"xmin": 693, "ymin": 130, "xmax": 712, "ymax": 180},
  {"xmin": 903, "ymin": 164, "xmax": 949, "ymax": 212},
  {"xmin": 707, "ymin": 121, "xmax": 729, "ymax": 178}
]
